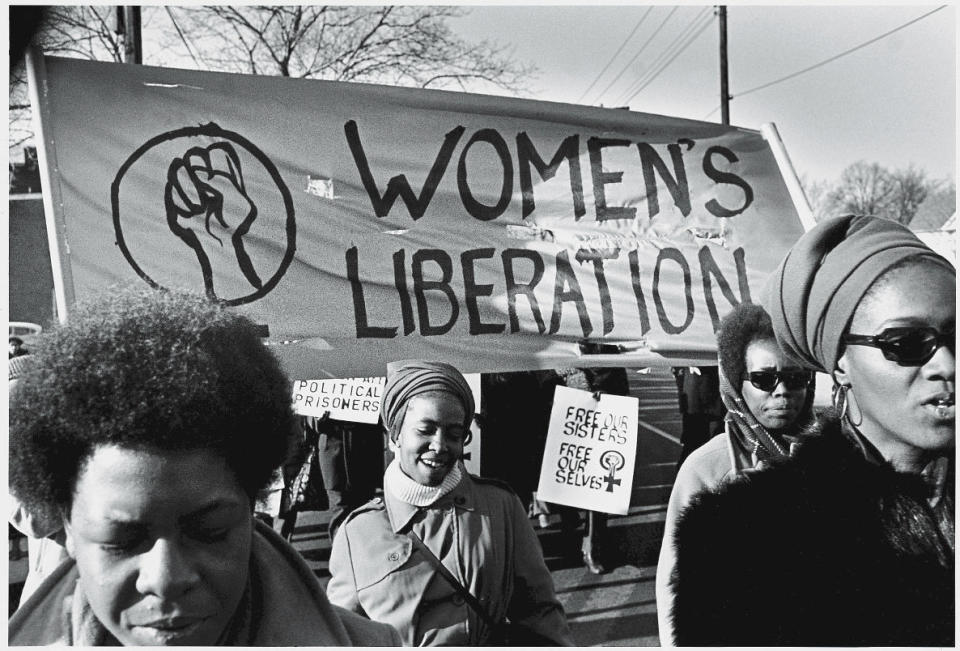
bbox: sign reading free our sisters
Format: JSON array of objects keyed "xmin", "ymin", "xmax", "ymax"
[{"xmin": 537, "ymin": 385, "xmax": 639, "ymax": 515}]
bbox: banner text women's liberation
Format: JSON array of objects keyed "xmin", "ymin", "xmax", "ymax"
[{"xmin": 31, "ymin": 56, "xmax": 805, "ymax": 376}]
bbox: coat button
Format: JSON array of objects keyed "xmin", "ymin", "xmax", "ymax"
[
  {"xmin": 452, "ymin": 595, "xmax": 465, "ymax": 606},
  {"xmin": 454, "ymin": 496, "xmax": 466, "ymax": 505},
  {"xmin": 388, "ymin": 552, "xmax": 400, "ymax": 562}
]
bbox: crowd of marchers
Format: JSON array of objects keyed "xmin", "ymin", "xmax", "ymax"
[{"xmin": 7, "ymin": 215, "xmax": 954, "ymax": 646}]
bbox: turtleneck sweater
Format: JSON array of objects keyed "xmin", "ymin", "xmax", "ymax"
[{"xmin": 383, "ymin": 458, "xmax": 463, "ymax": 507}]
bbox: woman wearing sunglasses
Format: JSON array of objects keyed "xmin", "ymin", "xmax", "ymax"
[
  {"xmin": 655, "ymin": 302, "xmax": 815, "ymax": 645},
  {"xmin": 671, "ymin": 215, "xmax": 954, "ymax": 645}
]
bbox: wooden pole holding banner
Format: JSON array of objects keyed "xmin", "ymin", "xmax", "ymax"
[
  {"xmin": 122, "ymin": 6, "xmax": 142, "ymax": 64},
  {"xmin": 761, "ymin": 122, "xmax": 817, "ymax": 232},
  {"xmin": 25, "ymin": 47, "xmax": 74, "ymax": 324}
]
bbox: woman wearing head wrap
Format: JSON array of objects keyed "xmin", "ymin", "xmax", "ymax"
[
  {"xmin": 670, "ymin": 216, "xmax": 954, "ymax": 645},
  {"xmin": 655, "ymin": 303, "xmax": 815, "ymax": 645},
  {"xmin": 327, "ymin": 360, "xmax": 573, "ymax": 646}
]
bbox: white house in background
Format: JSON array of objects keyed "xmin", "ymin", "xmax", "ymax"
[{"xmin": 915, "ymin": 214, "xmax": 956, "ymax": 265}]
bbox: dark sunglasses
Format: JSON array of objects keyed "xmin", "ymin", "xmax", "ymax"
[
  {"xmin": 843, "ymin": 325, "xmax": 955, "ymax": 366},
  {"xmin": 746, "ymin": 370, "xmax": 813, "ymax": 392}
]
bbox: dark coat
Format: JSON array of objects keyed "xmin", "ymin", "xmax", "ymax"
[
  {"xmin": 670, "ymin": 415, "xmax": 954, "ymax": 646},
  {"xmin": 479, "ymin": 371, "xmax": 549, "ymax": 496},
  {"xmin": 279, "ymin": 418, "xmax": 328, "ymax": 516}
]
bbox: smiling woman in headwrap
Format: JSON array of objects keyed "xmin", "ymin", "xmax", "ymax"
[
  {"xmin": 327, "ymin": 360, "xmax": 572, "ymax": 646},
  {"xmin": 670, "ymin": 215, "xmax": 955, "ymax": 646}
]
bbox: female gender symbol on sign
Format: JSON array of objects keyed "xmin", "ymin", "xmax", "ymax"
[{"xmin": 599, "ymin": 450, "xmax": 626, "ymax": 493}]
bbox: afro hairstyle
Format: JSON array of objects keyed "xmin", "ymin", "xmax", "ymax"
[
  {"xmin": 717, "ymin": 302, "xmax": 777, "ymax": 387},
  {"xmin": 9, "ymin": 286, "xmax": 296, "ymax": 515}
]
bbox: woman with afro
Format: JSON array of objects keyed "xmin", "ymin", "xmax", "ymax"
[{"xmin": 8, "ymin": 287, "xmax": 399, "ymax": 646}]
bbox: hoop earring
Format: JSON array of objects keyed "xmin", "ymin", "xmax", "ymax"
[
  {"xmin": 832, "ymin": 382, "xmax": 863, "ymax": 427},
  {"xmin": 61, "ymin": 516, "xmax": 76, "ymax": 559},
  {"xmin": 831, "ymin": 383, "xmax": 849, "ymax": 421},
  {"xmin": 845, "ymin": 387, "xmax": 864, "ymax": 428}
]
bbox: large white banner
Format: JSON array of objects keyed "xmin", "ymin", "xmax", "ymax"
[{"xmin": 31, "ymin": 55, "xmax": 806, "ymax": 377}]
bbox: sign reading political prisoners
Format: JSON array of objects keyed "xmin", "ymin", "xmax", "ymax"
[
  {"xmin": 292, "ymin": 377, "xmax": 386, "ymax": 424},
  {"xmin": 537, "ymin": 385, "xmax": 639, "ymax": 515},
  {"xmin": 30, "ymin": 54, "xmax": 806, "ymax": 378}
]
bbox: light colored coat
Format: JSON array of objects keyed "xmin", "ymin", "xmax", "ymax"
[
  {"xmin": 655, "ymin": 431, "xmax": 745, "ymax": 646},
  {"xmin": 8, "ymin": 494, "xmax": 69, "ymax": 607},
  {"xmin": 327, "ymin": 473, "xmax": 573, "ymax": 646}
]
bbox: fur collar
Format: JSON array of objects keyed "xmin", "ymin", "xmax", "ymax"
[{"xmin": 670, "ymin": 409, "xmax": 955, "ymax": 646}]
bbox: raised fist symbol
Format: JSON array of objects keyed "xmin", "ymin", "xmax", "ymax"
[
  {"xmin": 165, "ymin": 142, "xmax": 263, "ymax": 295},
  {"xmin": 114, "ymin": 124, "xmax": 295, "ymax": 305}
]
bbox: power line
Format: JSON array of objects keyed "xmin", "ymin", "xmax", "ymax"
[
  {"xmin": 590, "ymin": 6, "xmax": 679, "ymax": 106},
  {"xmin": 614, "ymin": 6, "xmax": 710, "ymax": 105},
  {"xmin": 698, "ymin": 5, "xmax": 944, "ymax": 123},
  {"xmin": 735, "ymin": 5, "xmax": 947, "ymax": 100},
  {"xmin": 623, "ymin": 12, "xmax": 716, "ymax": 106},
  {"xmin": 615, "ymin": 7, "xmax": 713, "ymax": 106},
  {"xmin": 575, "ymin": 7, "xmax": 654, "ymax": 104}
]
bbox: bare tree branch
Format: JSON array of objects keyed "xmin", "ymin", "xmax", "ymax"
[
  {"xmin": 824, "ymin": 161, "xmax": 942, "ymax": 226},
  {"xmin": 10, "ymin": 5, "xmax": 535, "ymax": 157},
  {"xmin": 9, "ymin": 6, "xmax": 128, "ymax": 156},
  {"xmin": 827, "ymin": 161, "xmax": 896, "ymax": 218},
  {"xmin": 888, "ymin": 165, "xmax": 930, "ymax": 226},
  {"xmin": 170, "ymin": 5, "xmax": 533, "ymax": 91}
]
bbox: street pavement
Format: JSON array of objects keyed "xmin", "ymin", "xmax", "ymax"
[{"xmin": 8, "ymin": 367, "xmax": 684, "ymax": 645}]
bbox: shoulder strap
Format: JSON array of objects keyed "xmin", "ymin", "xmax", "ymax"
[
  {"xmin": 405, "ymin": 530, "xmax": 499, "ymax": 628},
  {"xmin": 469, "ymin": 474, "xmax": 517, "ymax": 496}
]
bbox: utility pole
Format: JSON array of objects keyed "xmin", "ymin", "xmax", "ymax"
[
  {"xmin": 117, "ymin": 6, "xmax": 142, "ymax": 64},
  {"xmin": 718, "ymin": 5, "xmax": 729, "ymax": 125}
]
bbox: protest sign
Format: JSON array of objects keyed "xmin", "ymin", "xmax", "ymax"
[
  {"xmin": 292, "ymin": 377, "xmax": 386, "ymax": 423},
  {"xmin": 536, "ymin": 385, "xmax": 639, "ymax": 515},
  {"xmin": 462, "ymin": 372, "xmax": 482, "ymax": 475},
  {"xmin": 29, "ymin": 54, "xmax": 807, "ymax": 377}
]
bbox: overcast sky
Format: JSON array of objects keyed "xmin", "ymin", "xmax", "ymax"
[
  {"xmin": 13, "ymin": 3, "xmax": 956, "ymax": 187},
  {"xmin": 448, "ymin": 3, "xmax": 956, "ymax": 185}
]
